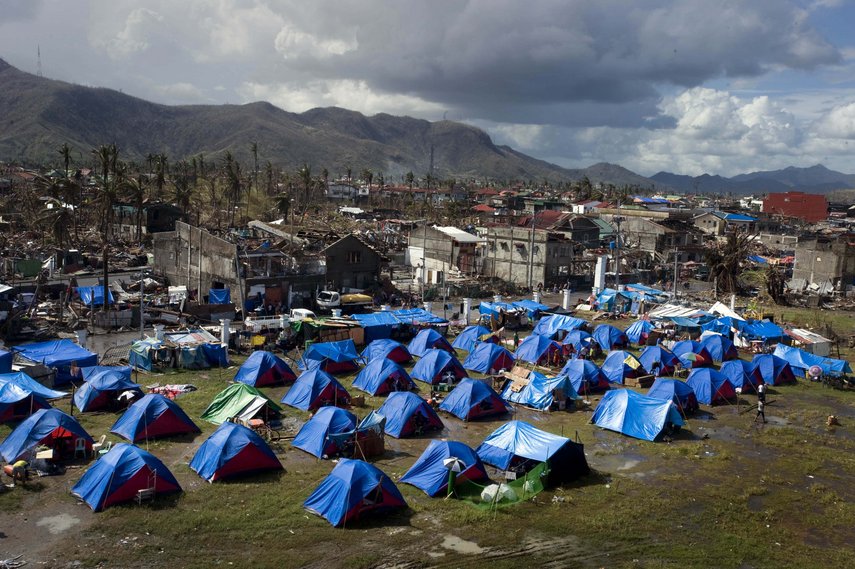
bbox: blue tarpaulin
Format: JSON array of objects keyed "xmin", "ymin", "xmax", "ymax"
[
  {"xmin": 300, "ymin": 339, "xmax": 361, "ymax": 372},
  {"xmin": 0, "ymin": 372, "xmax": 66, "ymax": 399},
  {"xmin": 190, "ymin": 422, "xmax": 282, "ymax": 482},
  {"xmin": 532, "ymin": 315, "xmax": 586, "ymax": 338},
  {"xmin": 376, "ymin": 391, "xmax": 443, "ymax": 438},
  {"xmin": 511, "ymin": 299, "xmax": 550, "ymax": 319},
  {"xmin": 76, "ymin": 286, "xmax": 114, "ymax": 306},
  {"xmin": 625, "ymin": 320, "xmax": 655, "ymax": 344},
  {"xmin": 439, "ymin": 378, "xmax": 508, "ymax": 420},
  {"xmin": 209, "ymin": 288, "xmax": 231, "ymax": 304},
  {"xmin": 15, "ymin": 340, "xmax": 98, "ymax": 385},
  {"xmin": 452, "ymin": 326, "xmax": 497, "ymax": 352},
  {"xmin": 740, "ymin": 320, "xmax": 785, "ymax": 342},
  {"xmin": 772, "ymin": 344, "xmax": 852, "ymax": 377},
  {"xmin": 0, "ymin": 349, "xmax": 12, "ymax": 373},
  {"xmin": 462, "ymin": 343, "xmax": 515, "ymax": 374},
  {"xmin": 591, "ymin": 389, "xmax": 684, "ymax": 442},
  {"xmin": 501, "ymin": 371, "xmax": 580, "ymax": 410},
  {"xmin": 400, "ymin": 440, "xmax": 488, "ymax": 497}
]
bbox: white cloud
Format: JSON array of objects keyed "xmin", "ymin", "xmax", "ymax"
[
  {"xmin": 94, "ymin": 7, "xmax": 163, "ymax": 60},
  {"xmin": 152, "ymin": 82, "xmax": 207, "ymax": 103},
  {"xmin": 274, "ymin": 25, "xmax": 357, "ymax": 60},
  {"xmin": 814, "ymin": 101, "xmax": 855, "ymax": 138}
]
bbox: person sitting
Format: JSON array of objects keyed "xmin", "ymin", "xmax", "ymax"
[{"xmin": 10, "ymin": 459, "xmax": 29, "ymax": 486}]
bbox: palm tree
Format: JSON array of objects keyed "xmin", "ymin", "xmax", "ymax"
[
  {"xmin": 118, "ymin": 175, "xmax": 147, "ymax": 242},
  {"xmin": 154, "ymin": 153, "xmax": 168, "ymax": 200},
  {"xmin": 38, "ymin": 198, "xmax": 75, "ymax": 248},
  {"xmin": 92, "ymin": 143, "xmax": 120, "ymax": 313},
  {"xmin": 171, "ymin": 160, "xmax": 194, "ymax": 220},
  {"xmin": 222, "ymin": 152, "xmax": 242, "ymax": 227},
  {"xmin": 405, "ymin": 171, "xmax": 415, "ymax": 190},
  {"xmin": 298, "ymin": 163, "xmax": 313, "ymax": 204},
  {"xmin": 58, "ymin": 143, "xmax": 72, "ymax": 178}
]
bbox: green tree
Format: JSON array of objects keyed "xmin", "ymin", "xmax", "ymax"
[{"xmin": 58, "ymin": 143, "xmax": 72, "ymax": 178}]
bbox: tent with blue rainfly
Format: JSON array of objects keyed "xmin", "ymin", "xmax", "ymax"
[
  {"xmin": 360, "ymin": 339, "xmax": 413, "ymax": 364},
  {"xmin": 73, "ymin": 367, "xmax": 143, "ymax": 413},
  {"xmin": 702, "ymin": 316, "xmax": 743, "ymax": 336},
  {"xmin": 533, "ymin": 315, "xmax": 586, "ymax": 339},
  {"xmin": 720, "ymin": 359, "xmax": 757, "ymax": 392},
  {"xmin": 234, "ymin": 350, "xmax": 296, "ymax": 387},
  {"xmin": 501, "ymin": 371, "xmax": 580, "ymax": 411},
  {"xmin": 0, "ymin": 408, "xmax": 93, "ymax": 462},
  {"xmin": 411, "ymin": 349, "xmax": 467, "ymax": 385},
  {"xmin": 400, "ymin": 440, "xmax": 489, "ymax": 497},
  {"xmin": 14, "ymin": 339, "xmax": 98, "ymax": 385},
  {"xmin": 0, "ymin": 349, "xmax": 12, "ymax": 373},
  {"xmin": 515, "ymin": 335, "xmax": 562, "ymax": 366},
  {"xmin": 476, "ymin": 420, "xmax": 589, "ymax": 485},
  {"xmin": 558, "ymin": 359, "xmax": 610, "ymax": 393},
  {"xmin": 601, "ymin": 350, "xmax": 645, "ymax": 385},
  {"xmin": 377, "ymin": 391, "xmax": 443, "ymax": 438},
  {"xmin": 452, "ymin": 325, "xmax": 498, "ymax": 353},
  {"xmin": 671, "ymin": 340, "xmax": 712, "ymax": 368},
  {"xmin": 638, "ymin": 346, "xmax": 681, "ymax": 376},
  {"xmin": 626, "ymin": 320, "xmax": 655, "ymax": 345},
  {"xmin": 687, "ymin": 368, "xmax": 737, "ymax": 405},
  {"xmin": 647, "ymin": 378, "xmax": 699, "ymax": 414},
  {"xmin": 462, "ymin": 343, "xmax": 515, "ymax": 374},
  {"xmin": 750, "ymin": 354, "xmax": 797, "ymax": 386},
  {"xmin": 0, "ymin": 372, "xmax": 67, "ymax": 400},
  {"xmin": 592, "ymin": 325, "xmax": 629, "ymax": 351},
  {"xmin": 561, "ymin": 330, "xmax": 598, "ymax": 356},
  {"xmin": 71, "ymin": 443, "xmax": 181, "ymax": 511},
  {"xmin": 439, "ymin": 378, "xmax": 509, "ymax": 421},
  {"xmin": 591, "ymin": 389, "xmax": 684, "ymax": 442},
  {"xmin": 700, "ymin": 334, "xmax": 739, "ymax": 362},
  {"xmin": 304, "ymin": 458, "xmax": 407, "ymax": 527},
  {"xmin": 511, "ymin": 299, "xmax": 550, "ymax": 319},
  {"xmin": 281, "ymin": 368, "xmax": 351, "ymax": 412},
  {"xmin": 190, "ymin": 422, "xmax": 283, "ymax": 482},
  {"xmin": 300, "ymin": 339, "xmax": 361, "ymax": 373},
  {"xmin": 110, "ymin": 394, "xmax": 200, "ymax": 443},
  {"xmin": 772, "ymin": 344, "xmax": 852, "ymax": 378},
  {"xmin": 407, "ymin": 328, "xmax": 454, "ymax": 358},
  {"xmin": 0, "ymin": 382, "xmax": 52, "ymax": 423},
  {"xmin": 352, "ymin": 358, "xmax": 416, "ymax": 396},
  {"xmin": 201, "ymin": 383, "xmax": 282, "ymax": 425},
  {"xmin": 739, "ymin": 320, "xmax": 786, "ymax": 344},
  {"xmin": 292, "ymin": 406, "xmax": 358, "ymax": 458}
]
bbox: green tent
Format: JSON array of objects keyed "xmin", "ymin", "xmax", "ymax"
[{"xmin": 201, "ymin": 383, "xmax": 283, "ymax": 425}]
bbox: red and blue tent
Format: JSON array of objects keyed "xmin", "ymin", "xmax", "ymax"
[
  {"xmin": 299, "ymin": 339, "xmax": 361, "ymax": 373},
  {"xmin": 360, "ymin": 339, "xmax": 413, "ymax": 364},
  {"xmin": 638, "ymin": 346, "xmax": 681, "ymax": 376},
  {"xmin": 601, "ymin": 350, "xmax": 645, "ymax": 385},
  {"xmin": 515, "ymin": 335, "xmax": 562, "ymax": 366},
  {"xmin": 400, "ymin": 440, "xmax": 489, "ymax": 497},
  {"xmin": 532, "ymin": 314, "xmax": 586, "ymax": 339},
  {"xmin": 352, "ymin": 358, "xmax": 416, "ymax": 396},
  {"xmin": 304, "ymin": 459, "xmax": 407, "ymax": 527},
  {"xmin": 501, "ymin": 371, "xmax": 579, "ymax": 411},
  {"xmin": 190, "ymin": 422, "xmax": 283, "ymax": 482},
  {"xmin": 292, "ymin": 406, "xmax": 357, "ymax": 458},
  {"xmin": 439, "ymin": 378, "xmax": 509, "ymax": 421},
  {"xmin": 700, "ymin": 334, "xmax": 739, "ymax": 362},
  {"xmin": 73, "ymin": 366, "xmax": 143, "ymax": 412},
  {"xmin": 561, "ymin": 330, "xmax": 597, "ymax": 355},
  {"xmin": 0, "ymin": 372, "xmax": 67, "ymax": 400},
  {"xmin": 671, "ymin": 340, "xmax": 712, "ymax": 368},
  {"xmin": 410, "ymin": 349, "xmax": 467, "ymax": 385},
  {"xmin": 0, "ymin": 408, "xmax": 93, "ymax": 462},
  {"xmin": 451, "ymin": 325, "xmax": 498, "ymax": 353},
  {"xmin": 626, "ymin": 319, "xmax": 655, "ymax": 345},
  {"xmin": 720, "ymin": 359, "xmax": 756, "ymax": 392},
  {"xmin": 647, "ymin": 378, "xmax": 699, "ymax": 414},
  {"xmin": 592, "ymin": 325, "xmax": 629, "ymax": 351},
  {"xmin": 591, "ymin": 390, "xmax": 684, "ymax": 442},
  {"xmin": 234, "ymin": 351, "xmax": 296, "ymax": 387},
  {"xmin": 281, "ymin": 368, "xmax": 351, "ymax": 412},
  {"xmin": 110, "ymin": 394, "xmax": 200, "ymax": 443},
  {"xmin": 14, "ymin": 339, "xmax": 98, "ymax": 385},
  {"xmin": 558, "ymin": 359, "xmax": 610, "ymax": 393},
  {"xmin": 462, "ymin": 342, "xmax": 515, "ymax": 374},
  {"xmin": 407, "ymin": 329, "xmax": 454, "ymax": 358},
  {"xmin": 377, "ymin": 391, "xmax": 443, "ymax": 438},
  {"xmin": 750, "ymin": 354, "xmax": 797, "ymax": 386},
  {"xmin": 0, "ymin": 382, "xmax": 52, "ymax": 423},
  {"xmin": 71, "ymin": 444, "xmax": 181, "ymax": 511},
  {"xmin": 687, "ymin": 368, "xmax": 737, "ymax": 405}
]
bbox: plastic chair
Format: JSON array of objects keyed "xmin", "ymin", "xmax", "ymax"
[
  {"xmin": 91, "ymin": 435, "xmax": 107, "ymax": 456},
  {"xmin": 74, "ymin": 438, "xmax": 88, "ymax": 459}
]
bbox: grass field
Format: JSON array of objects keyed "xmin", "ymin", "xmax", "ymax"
[{"xmin": 2, "ymin": 324, "xmax": 855, "ymax": 568}]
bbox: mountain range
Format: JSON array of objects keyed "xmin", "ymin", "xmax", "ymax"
[{"xmin": 1, "ymin": 57, "xmax": 853, "ymax": 193}]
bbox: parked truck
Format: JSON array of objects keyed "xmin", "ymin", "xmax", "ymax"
[{"xmin": 316, "ymin": 291, "xmax": 373, "ymax": 314}]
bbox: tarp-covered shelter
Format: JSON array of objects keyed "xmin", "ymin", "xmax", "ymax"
[
  {"xmin": 638, "ymin": 346, "xmax": 680, "ymax": 376},
  {"xmin": 361, "ymin": 339, "xmax": 412, "ymax": 364},
  {"xmin": 647, "ymin": 378, "xmax": 699, "ymax": 414},
  {"xmin": 720, "ymin": 359, "xmax": 756, "ymax": 392},
  {"xmin": 532, "ymin": 315, "xmax": 586, "ymax": 339},
  {"xmin": 0, "ymin": 408, "xmax": 93, "ymax": 462},
  {"xmin": 304, "ymin": 459, "xmax": 407, "ymax": 527},
  {"xmin": 561, "ymin": 330, "xmax": 597, "ymax": 355},
  {"xmin": 462, "ymin": 343, "xmax": 515, "ymax": 374},
  {"xmin": 234, "ymin": 351, "xmax": 296, "ymax": 387},
  {"xmin": 15, "ymin": 340, "xmax": 98, "ymax": 385},
  {"xmin": 410, "ymin": 350, "xmax": 467, "ymax": 385},
  {"xmin": 671, "ymin": 340, "xmax": 712, "ymax": 368},
  {"xmin": 407, "ymin": 329, "xmax": 454, "ymax": 358},
  {"xmin": 592, "ymin": 325, "xmax": 629, "ymax": 351},
  {"xmin": 400, "ymin": 440, "xmax": 488, "ymax": 497},
  {"xmin": 700, "ymin": 334, "xmax": 739, "ymax": 362},
  {"xmin": 376, "ymin": 392, "xmax": 443, "ymax": 438},
  {"xmin": 476, "ymin": 420, "xmax": 589, "ymax": 485},
  {"xmin": 451, "ymin": 326, "xmax": 498, "ymax": 353},
  {"xmin": 129, "ymin": 336, "xmax": 227, "ymax": 372},
  {"xmin": 439, "ymin": 379, "xmax": 508, "ymax": 421},
  {"xmin": 558, "ymin": 359, "xmax": 610, "ymax": 393},
  {"xmin": 201, "ymin": 383, "xmax": 282, "ymax": 425},
  {"xmin": 76, "ymin": 286, "xmax": 114, "ymax": 306},
  {"xmin": 626, "ymin": 320, "xmax": 655, "ymax": 345},
  {"xmin": 501, "ymin": 371, "xmax": 580, "ymax": 411},
  {"xmin": 772, "ymin": 344, "xmax": 852, "ymax": 378},
  {"xmin": 110, "ymin": 394, "xmax": 200, "ymax": 442},
  {"xmin": 208, "ymin": 288, "xmax": 231, "ymax": 304},
  {"xmin": 0, "ymin": 349, "xmax": 12, "ymax": 373},
  {"xmin": 591, "ymin": 389, "xmax": 684, "ymax": 441},
  {"xmin": 601, "ymin": 350, "xmax": 645, "ymax": 385},
  {"xmin": 687, "ymin": 368, "xmax": 737, "ymax": 405},
  {"xmin": 292, "ymin": 406, "xmax": 358, "ymax": 458},
  {"xmin": 750, "ymin": 354, "xmax": 798, "ymax": 386},
  {"xmin": 511, "ymin": 299, "xmax": 550, "ymax": 319},
  {"xmin": 72, "ymin": 444, "xmax": 181, "ymax": 511},
  {"xmin": 352, "ymin": 358, "xmax": 416, "ymax": 396},
  {"xmin": 0, "ymin": 382, "xmax": 51, "ymax": 423},
  {"xmin": 190, "ymin": 422, "xmax": 282, "ymax": 482},
  {"xmin": 300, "ymin": 339, "xmax": 361, "ymax": 373},
  {"xmin": 281, "ymin": 368, "xmax": 351, "ymax": 412},
  {"xmin": 0, "ymin": 372, "xmax": 66, "ymax": 400},
  {"xmin": 739, "ymin": 320, "xmax": 786, "ymax": 344},
  {"xmin": 515, "ymin": 335, "xmax": 562, "ymax": 366},
  {"xmin": 73, "ymin": 367, "xmax": 143, "ymax": 412}
]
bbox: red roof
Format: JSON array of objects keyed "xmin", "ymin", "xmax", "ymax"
[{"xmin": 472, "ymin": 204, "xmax": 497, "ymax": 213}]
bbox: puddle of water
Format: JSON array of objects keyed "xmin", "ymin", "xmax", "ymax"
[
  {"xmin": 426, "ymin": 551, "xmax": 447, "ymax": 558},
  {"xmin": 36, "ymin": 513, "xmax": 81, "ymax": 535},
  {"xmin": 441, "ymin": 535, "xmax": 485, "ymax": 554}
]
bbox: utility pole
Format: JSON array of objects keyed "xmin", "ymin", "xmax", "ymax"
[
  {"xmin": 673, "ymin": 248, "xmax": 680, "ymax": 300},
  {"xmin": 614, "ymin": 201, "xmax": 623, "ymax": 291},
  {"xmin": 527, "ymin": 211, "xmax": 536, "ymax": 289},
  {"xmin": 139, "ymin": 277, "xmax": 145, "ymax": 339}
]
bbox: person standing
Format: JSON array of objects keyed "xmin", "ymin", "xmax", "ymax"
[
  {"xmin": 755, "ymin": 400, "xmax": 766, "ymax": 424},
  {"xmin": 757, "ymin": 381, "xmax": 767, "ymax": 402},
  {"xmin": 513, "ymin": 331, "xmax": 520, "ymax": 350}
]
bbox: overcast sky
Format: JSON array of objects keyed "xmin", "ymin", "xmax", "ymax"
[{"xmin": 2, "ymin": 0, "xmax": 854, "ymax": 177}]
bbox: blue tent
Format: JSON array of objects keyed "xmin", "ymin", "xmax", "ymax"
[
  {"xmin": 73, "ymin": 367, "xmax": 143, "ymax": 412},
  {"xmin": 601, "ymin": 350, "xmax": 645, "ymax": 384},
  {"xmin": 750, "ymin": 354, "xmax": 797, "ymax": 386},
  {"xmin": 0, "ymin": 408, "xmax": 93, "ymax": 462},
  {"xmin": 740, "ymin": 320, "xmax": 785, "ymax": 343},
  {"xmin": 592, "ymin": 325, "xmax": 629, "ymax": 351},
  {"xmin": 14, "ymin": 340, "xmax": 98, "ymax": 385},
  {"xmin": 511, "ymin": 299, "xmax": 550, "ymax": 319},
  {"xmin": 352, "ymin": 358, "xmax": 416, "ymax": 396},
  {"xmin": 110, "ymin": 394, "xmax": 200, "ymax": 443},
  {"xmin": 671, "ymin": 340, "xmax": 713, "ymax": 368},
  {"xmin": 0, "ymin": 349, "xmax": 11, "ymax": 373},
  {"xmin": 515, "ymin": 335, "xmax": 562, "ymax": 365},
  {"xmin": 76, "ymin": 286, "xmax": 114, "ymax": 306},
  {"xmin": 0, "ymin": 382, "xmax": 51, "ymax": 423},
  {"xmin": 591, "ymin": 389, "xmax": 684, "ymax": 442},
  {"xmin": 439, "ymin": 378, "xmax": 508, "ymax": 421},
  {"xmin": 376, "ymin": 391, "xmax": 444, "ymax": 438},
  {"xmin": 281, "ymin": 368, "xmax": 351, "ymax": 412},
  {"xmin": 561, "ymin": 330, "xmax": 598, "ymax": 358},
  {"xmin": 71, "ymin": 444, "xmax": 181, "ymax": 511},
  {"xmin": 208, "ymin": 288, "xmax": 231, "ymax": 304},
  {"xmin": 0, "ymin": 371, "xmax": 66, "ymax": 400},
  {"xmin": 700, "ymin": 334, "xmax": 739, "ymax": 362},
  {"xmin": 558, "ymin": 359, "xmax": 610, "ymax": 393},
  {"xmin": 190, "ymin": 422, "xmax": 282, "ymax": 482},
  {"xmin": 304, "ymin": 459, "xmax": 407, "ymax": 527},
  {"xmin": 532, "ymin": 315, "xmax": 586, "ymax": 339},
  {"xmin": 234, "ymin": 351, "xmax": 296, "ymax": 387},
  {"xmin": 687, "ymin": 368, "xmax": 737, "ymax": 405},
  {"xmin": 300, "ymin": 339, "xmax": 361, "ymax": 373},
  {"xmin": 476, "ymin": 420, "xmax": 589, "ymax": 485},
  {"xmin": 720, "ymin": 359, "xmax": 756, "ymax": 391},
  {"xmin": 462, "ymin": 343, "xmax": 515, "ymax": 374},
  {"xmin": 400, "ymin": 440, "xmax": 488, "ymax": 497},
  {"xmin": 360, "ymin": 339, "xmax": 412, "ymax": 364},
  {"xmin": 772, "ymin": 344, "xmax": 852, "ymax": 378},
  {"xmin": 451, "ymin": 325, "xmax": 497, "ymax": 352},
  {"xmin": 638, "ymin": 346, "xmax": 681, "ymax": 376},
  {"xmin": 410, "ymin": 349, "xmax": 467, "ymax": 385},
  {"xmin": 626, "ymin": 320, "xmax": 655, "ymax": 344},
  {"xmin": 701, "ymin": 316, "xmax": 743, "ymax": 336},
  {"xmin": 501, "ymin": 371, "xmax": 580, "ymax": 411},
  {"xmin": 407, "ymin": 328, "xmax": 454, "ymax": 357},
  {"xmin": 647, "ymin": 378, "xmax": 699, "ymax": 414},
  {"xmin": 292, "ymin": 406, "xmax": 358, "ymax": 458}
]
